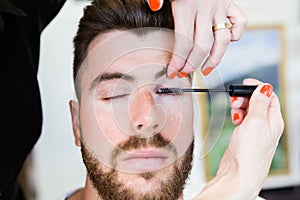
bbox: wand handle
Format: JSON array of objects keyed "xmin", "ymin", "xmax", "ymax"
[{"xmin": 228, "ymin": 84, "xmax": 257, "ymax": 97}]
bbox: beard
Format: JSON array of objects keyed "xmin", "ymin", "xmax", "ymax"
[{"xmin": 81, "ymin": 133, "xmax": 194, "ymax": 200}]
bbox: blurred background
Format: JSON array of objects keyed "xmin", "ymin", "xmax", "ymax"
[{"xmin": 19, "ymin": 0, "xmax": 300, "ymax": 199}]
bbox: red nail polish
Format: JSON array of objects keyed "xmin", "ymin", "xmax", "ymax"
[
  {"xmin": 260, "ymin": 84, "xmax": 273, "ymax": 98},
  {"xmin": 202, "ymin": 67, "xmax": 214, "ymax": 76},
  {"xmin": 233, "ymin": 113, "xmax": 240, "ymax": 121},
  {"xmin": 178, "ymin": 72, "xmax": 188, "ymax": 78},
  {"xmin": 169, "ymin": 71, "xmax": 178, "ymax": 79},
  {"xmin": 231, "ymin": 96, "xmax": 238, "ymax": 103},
  {"xmin": 147, "ymin": 0, "xmax": 163, "ymax": 11}
]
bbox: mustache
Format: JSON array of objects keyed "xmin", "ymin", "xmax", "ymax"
[{"xmin": 111, "ymin": 133, "xmax": 177, "ymax": 166}]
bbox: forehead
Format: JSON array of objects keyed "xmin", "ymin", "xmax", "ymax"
[
  {"xmin": 77, "ymin": 29, "xmax": 175, "ymax": 86},
  {"xmin": 102, "ymin": 49, "xmax": 172, "ymax": 75}
]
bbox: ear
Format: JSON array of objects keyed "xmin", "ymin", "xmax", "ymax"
[{"xmin": 69, "ymin": 100, "xmax": 81, "ymax": 147}]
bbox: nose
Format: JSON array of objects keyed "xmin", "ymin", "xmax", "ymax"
[{"xmin": 128, "ymin": 87, "xmax": 165, "ymax": 137}]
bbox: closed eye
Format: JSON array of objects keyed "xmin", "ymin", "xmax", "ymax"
[
  {"xmin": 157, "ymin": 92, "xmax": 178, "ymax": 96},
  {"xmin": 101, "ymin": 94, "xmax": 130, "ymax": 101}
]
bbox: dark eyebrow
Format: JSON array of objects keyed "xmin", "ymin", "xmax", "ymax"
[
  {"xmin": 89, "ymin": 72, "xmax": 134, "ymax": 91},
  {"xmin": 154, "ymin": 66, "xmax": 191, "ymax": 82},
  {"xmin": 90, "ymin": 67, "xmax": 168, "ymax": 91},
  {"xmin": 154, "ymin": 67, "xmax": 167, "ymax": 79}
]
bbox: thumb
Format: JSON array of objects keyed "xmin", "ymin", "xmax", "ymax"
[
  {"xmin": 146, "ymin": 0, "xmax": 164, "ymax": 11},
  {"xmin": 247, "ymin": 83, "xmax": 273, "ymax": 118}
]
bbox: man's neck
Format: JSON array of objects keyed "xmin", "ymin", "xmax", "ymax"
[
  {"xmin": 67, "ymin": 177, "xmax": 99, "ymax": 200},
  {"xmin": 81, "ymin": 177, "xmax": 101, "ymax": 200}
]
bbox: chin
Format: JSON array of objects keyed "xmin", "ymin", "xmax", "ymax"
[{"xmin": 119, "ymin": 165, "xmax": 173, "ymax": 193}]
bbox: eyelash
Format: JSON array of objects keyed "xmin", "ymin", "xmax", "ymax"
[
  {"xmin": 157, "ymin": 92, "xmax": 180, "ymax": 97},
  {"xmin": 101, "ymin": 94, "xmax": 130, "ymax": 101},
  {"xmin": 100, "ymin": 90, "xmax": 180, "ymax": 101}
]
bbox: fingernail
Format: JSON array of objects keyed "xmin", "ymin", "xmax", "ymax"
[
  {"xmin": 147, "ymin": 0, "xmax": 163, "ymax": 11},
  {"xmin": 202, "ymin": 67, "xmax": 214, "ymax": 76},
  {"xmin": 260, "ymin": 84, "xmax": 273, "ymax": 98},
  {"xmin": 233, "ymin": 113, "xmax": 240, "ymax": 121},
  {"xmin": 178, "ymin": 72, "xmax": 188, "ymax": 78},
  {"xmin": 231, "ymin": 96, "xmax": 238, "ymax": 103},
  {"xmin": 169, "ymin": 71, "xmax": 178, "ymax": 79}
]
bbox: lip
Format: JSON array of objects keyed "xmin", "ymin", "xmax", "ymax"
[{"xmin": 117, "ymin": 148, "xmax": 173, "ymax": 172}]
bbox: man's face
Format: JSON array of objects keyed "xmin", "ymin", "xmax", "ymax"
[{"xmin": 70, "ymin": 30, "xmax": 194, "ymax": 199}]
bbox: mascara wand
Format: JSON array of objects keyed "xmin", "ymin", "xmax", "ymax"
[{"xmin": 157, "ymin": 84, "xmax": 258, "ymax": 97}]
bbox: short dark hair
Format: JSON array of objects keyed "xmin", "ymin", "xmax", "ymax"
[{"xmin": 73, "ymin": 0, "xmax": 174, "ymax": 83}]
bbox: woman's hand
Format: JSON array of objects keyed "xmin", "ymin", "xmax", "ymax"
[
  {"xmin": 146, "ymin": 0, "xmax": 247, "ymax": 78},
  {"xmin": 195, "ymin": 78, "xmax": 284, "ymax": 199}
]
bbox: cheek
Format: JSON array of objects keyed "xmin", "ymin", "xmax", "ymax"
[
  {"xmin": 159, "ymin": 95, "xmax": 194, "ymax": 152},
  {"xmin": 93, "ymin": 101, "xmax": 130, "ymax": 146},
  {"xmin": 158, "ymin": 95, "xmax": 193, "ymax": 128},
  {"xmin": 79, "ymin": 99, "xmax": 128, "ymax": 165}
]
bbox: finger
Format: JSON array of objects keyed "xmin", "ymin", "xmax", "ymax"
[
  {"xmin": 199, "ymin": 3, "xmax": 231, "ymax": 75},
  {"xmin": 227, "ymin": 1, "xmax": 248, "ymax": 41},
  {"xmin": 247, "ymin": 83, "xmax": 273, "ymax": 118},
  {"xmin": 146, "ymin": 0, "xmax": 164, "ymax": 11},
  {"xmin": 231, "ymin": 108, "xmax": 247, "ymax": 125},
  {"xmin": 268, "ymin": 93, "xmax": 284, "ymax": 140},
  {"xmin": 230, "ymin": 78, "xmax": 264, "ymax": 109},
  {"xmin": 178, "ymin": 14, "xmax": 212, "ymax": 75},
  {"xmin": 242, "ymin": 78, "xmax": 263, "ymax": 85},
  {"xmin": 201, "ymin": 28, "xmax": 231, "ymax": 74},
  {"xmin": 243, "ymin": 78, "xmax": 283, "ymax": 137},
  {"xmin": 230, "ymin": 78, "xmax": 263, "ymax": 109},
  {"xmin": 230, "ymin": 96, "xmax": 249, "ymax": 109},
  {"xmin": 168, "ymin": 0, "xmax": 197, "ymax": 78}
]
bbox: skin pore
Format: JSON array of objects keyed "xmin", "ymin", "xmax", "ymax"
[{"xmin": 69, "ymin": 31, "xmax": 195, "ymax": 200}]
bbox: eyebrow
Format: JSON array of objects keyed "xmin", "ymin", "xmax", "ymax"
[
  {"xmin": 89, "ymin": 67, "xmax": 168, "ymax": 91},
  {"xmin": 89, "ymin": 72, "xmax": 134, "ymax": 91},
  {"xmin": 154, "ymin": 67, "xmax": 167, "ymax": 79}
]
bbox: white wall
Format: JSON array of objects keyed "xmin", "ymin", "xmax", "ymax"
[
  {"xmin": 35, "ymin": 0, "xmax": 300, "ymax": 199},
  {"xmin": 36, "ymin": 1, "xmax": 87, "ymax": 199}
]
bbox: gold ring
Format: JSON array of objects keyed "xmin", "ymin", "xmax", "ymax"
[{"xmin": 212, "ymin": 22, "xmax": 232, "ymax": 32}]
